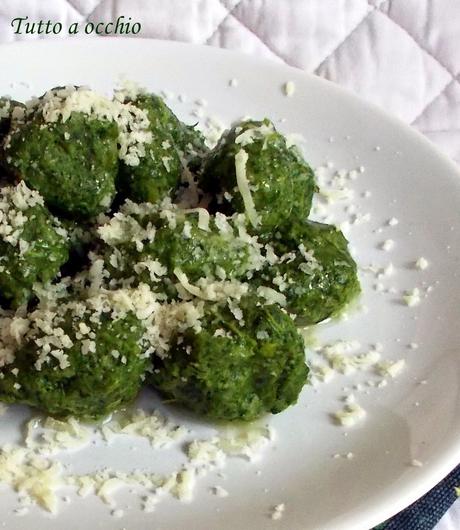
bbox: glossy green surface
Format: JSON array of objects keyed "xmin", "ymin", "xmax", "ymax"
[
  {"xmin": 0, "ymin": 86, "xmax": 361, "ymax": 424},
  {"xmin": 117, "ymin": 94, "xmax": 183, "ymax": 204},
  {"xmin": 134, "ymin": 93, "xmax": 208, "ymax": 164},
  {"xmin": 150, "ymin": 299, "xmax": 309, "ymax": 421},
  {"xmin": 257, "ymin": 221, "xmax": 360, "ymax": 324},
  {"xmin": 0, "ymin": 197, "xmax": 70, "ymax": 309},
  {"xmin": 0, "ymin": 312, "xmax": 147, "ymax": 420},
  {"xmin": 200, "ymin": 119, "xmax": 317, "ymax": 235},
  {"xmin": 5, "ymin": 112, "xmax": 119, "ymax": 218},
  {"xmin": 101, "ymin": 208, "xmax": 256, "ymax": 291}
]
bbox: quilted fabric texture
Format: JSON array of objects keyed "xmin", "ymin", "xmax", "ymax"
[{"xmin": 0, "ymin": 1, "xmax": 459, "ymax": 528}]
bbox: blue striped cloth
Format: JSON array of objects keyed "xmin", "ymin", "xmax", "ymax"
[{"xmin": 374, "ymin": 464, "xmax": 460, "ymax": 530}]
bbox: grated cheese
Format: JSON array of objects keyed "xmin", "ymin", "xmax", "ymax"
[
  {"xmin": 321, "ymin": 342, "xmax": 381, "ymax": 375},
  {"xmin": 9, "ymin": 86, "xmax": 153, "ymax": 167},
  {"xmin": 211, "ymin": 485, "xmax": 229, "ymax": 498},
  {"xmin": 403, "ymin": 288, "xmax": 421, "ymax": 307},
  {"xmin": 25, "ymin": 417, "xmax": 92, "ymax": 455},
  {"xmin": 332, "ymin": 402, "xmax": 366, "ymax": 427},
  {"xmin": 0, "ymin": 446, "xmax": 62, "ymax": 513},
  {"xmin": 182, "ymin": 207, "xmax": 210, "ymax": 231},
  {"xmin": 284, "ymin": 80, "xmax": 296, "ymax": 96},
  {"xmin": 380, "ymin": 239, "xmax": 394, "ymax": 252},
  {"xmin": 376, "ymin": 359, "xmax": 405, "ymax": 378},
  {"xmin": 0, "ymin": 405, "xmax": 275, "ymax": 516},
  {"xmin": 234, "ymin": 149, "xmax": 260, "ymax": 228},
  {"xmin": 415, "ymin": 257, "xmax": 429, "ymax": 270},
  {"xmin": 235, "ymin": 122, "xmax": 274, "ymax": 147},
  {"xmin": 271, "ymin": 503, "xmax": 286, "ymax": 520},
  {"xmin": 0, "ymin": 182, "xmax": 55, "ymax": 252},
  {"xmin": 217, "ymin": 424, "xmax": 273, "ymax": 462},
  {"xmin": 101, "ymin": 409, "xmax": 187, "ymax": 448},
  {"xmin": 256, "ymin": 286, "xmax": 287, "ymax": 307},
  {"xmin": 309, "ymin": 363, "xmax": 335, "ymax": 385},
  {"xmin": 174, "ymin": 268, "xmax": 208, "ymax": 298}
]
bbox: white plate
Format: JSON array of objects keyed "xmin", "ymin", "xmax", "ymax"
[{"xmin": 0, "ymin": 39, "xmax": 459, "ymax": 530}]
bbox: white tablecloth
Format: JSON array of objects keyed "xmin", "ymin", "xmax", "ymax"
[{"xmin": 0, "ymin": 0, "xmax": 458, "ymax": 527}]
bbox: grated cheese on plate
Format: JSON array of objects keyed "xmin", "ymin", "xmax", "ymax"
[{"xmin": 332, "ymin": 402, "xmax": 366, "ymax": 427}]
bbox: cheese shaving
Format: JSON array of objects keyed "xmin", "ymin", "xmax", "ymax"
[
  {"xmin": 256, "ymin": 286, "xmax": 287, "ymax": 307},
  {"xmin": 234, "ymin": 123, "xmax": 274, "ymax": 147},
  {"xmin": 376, "ymin": 359, "xmax": 405, "ymax": 378},
  {"xmin": 182, "ymin": 208, "xmax": 210, "ymax": 231},
  {"xmin": 332, "ymin": 402, "xmax": 366, "ymax": 427},
  {"xmin": 174, "ymin": 268, "xmax": 203, "ymax": 298},
  {"xmin": 234, "ymin": 149, "xmax": 260, "ymax": 228}
]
